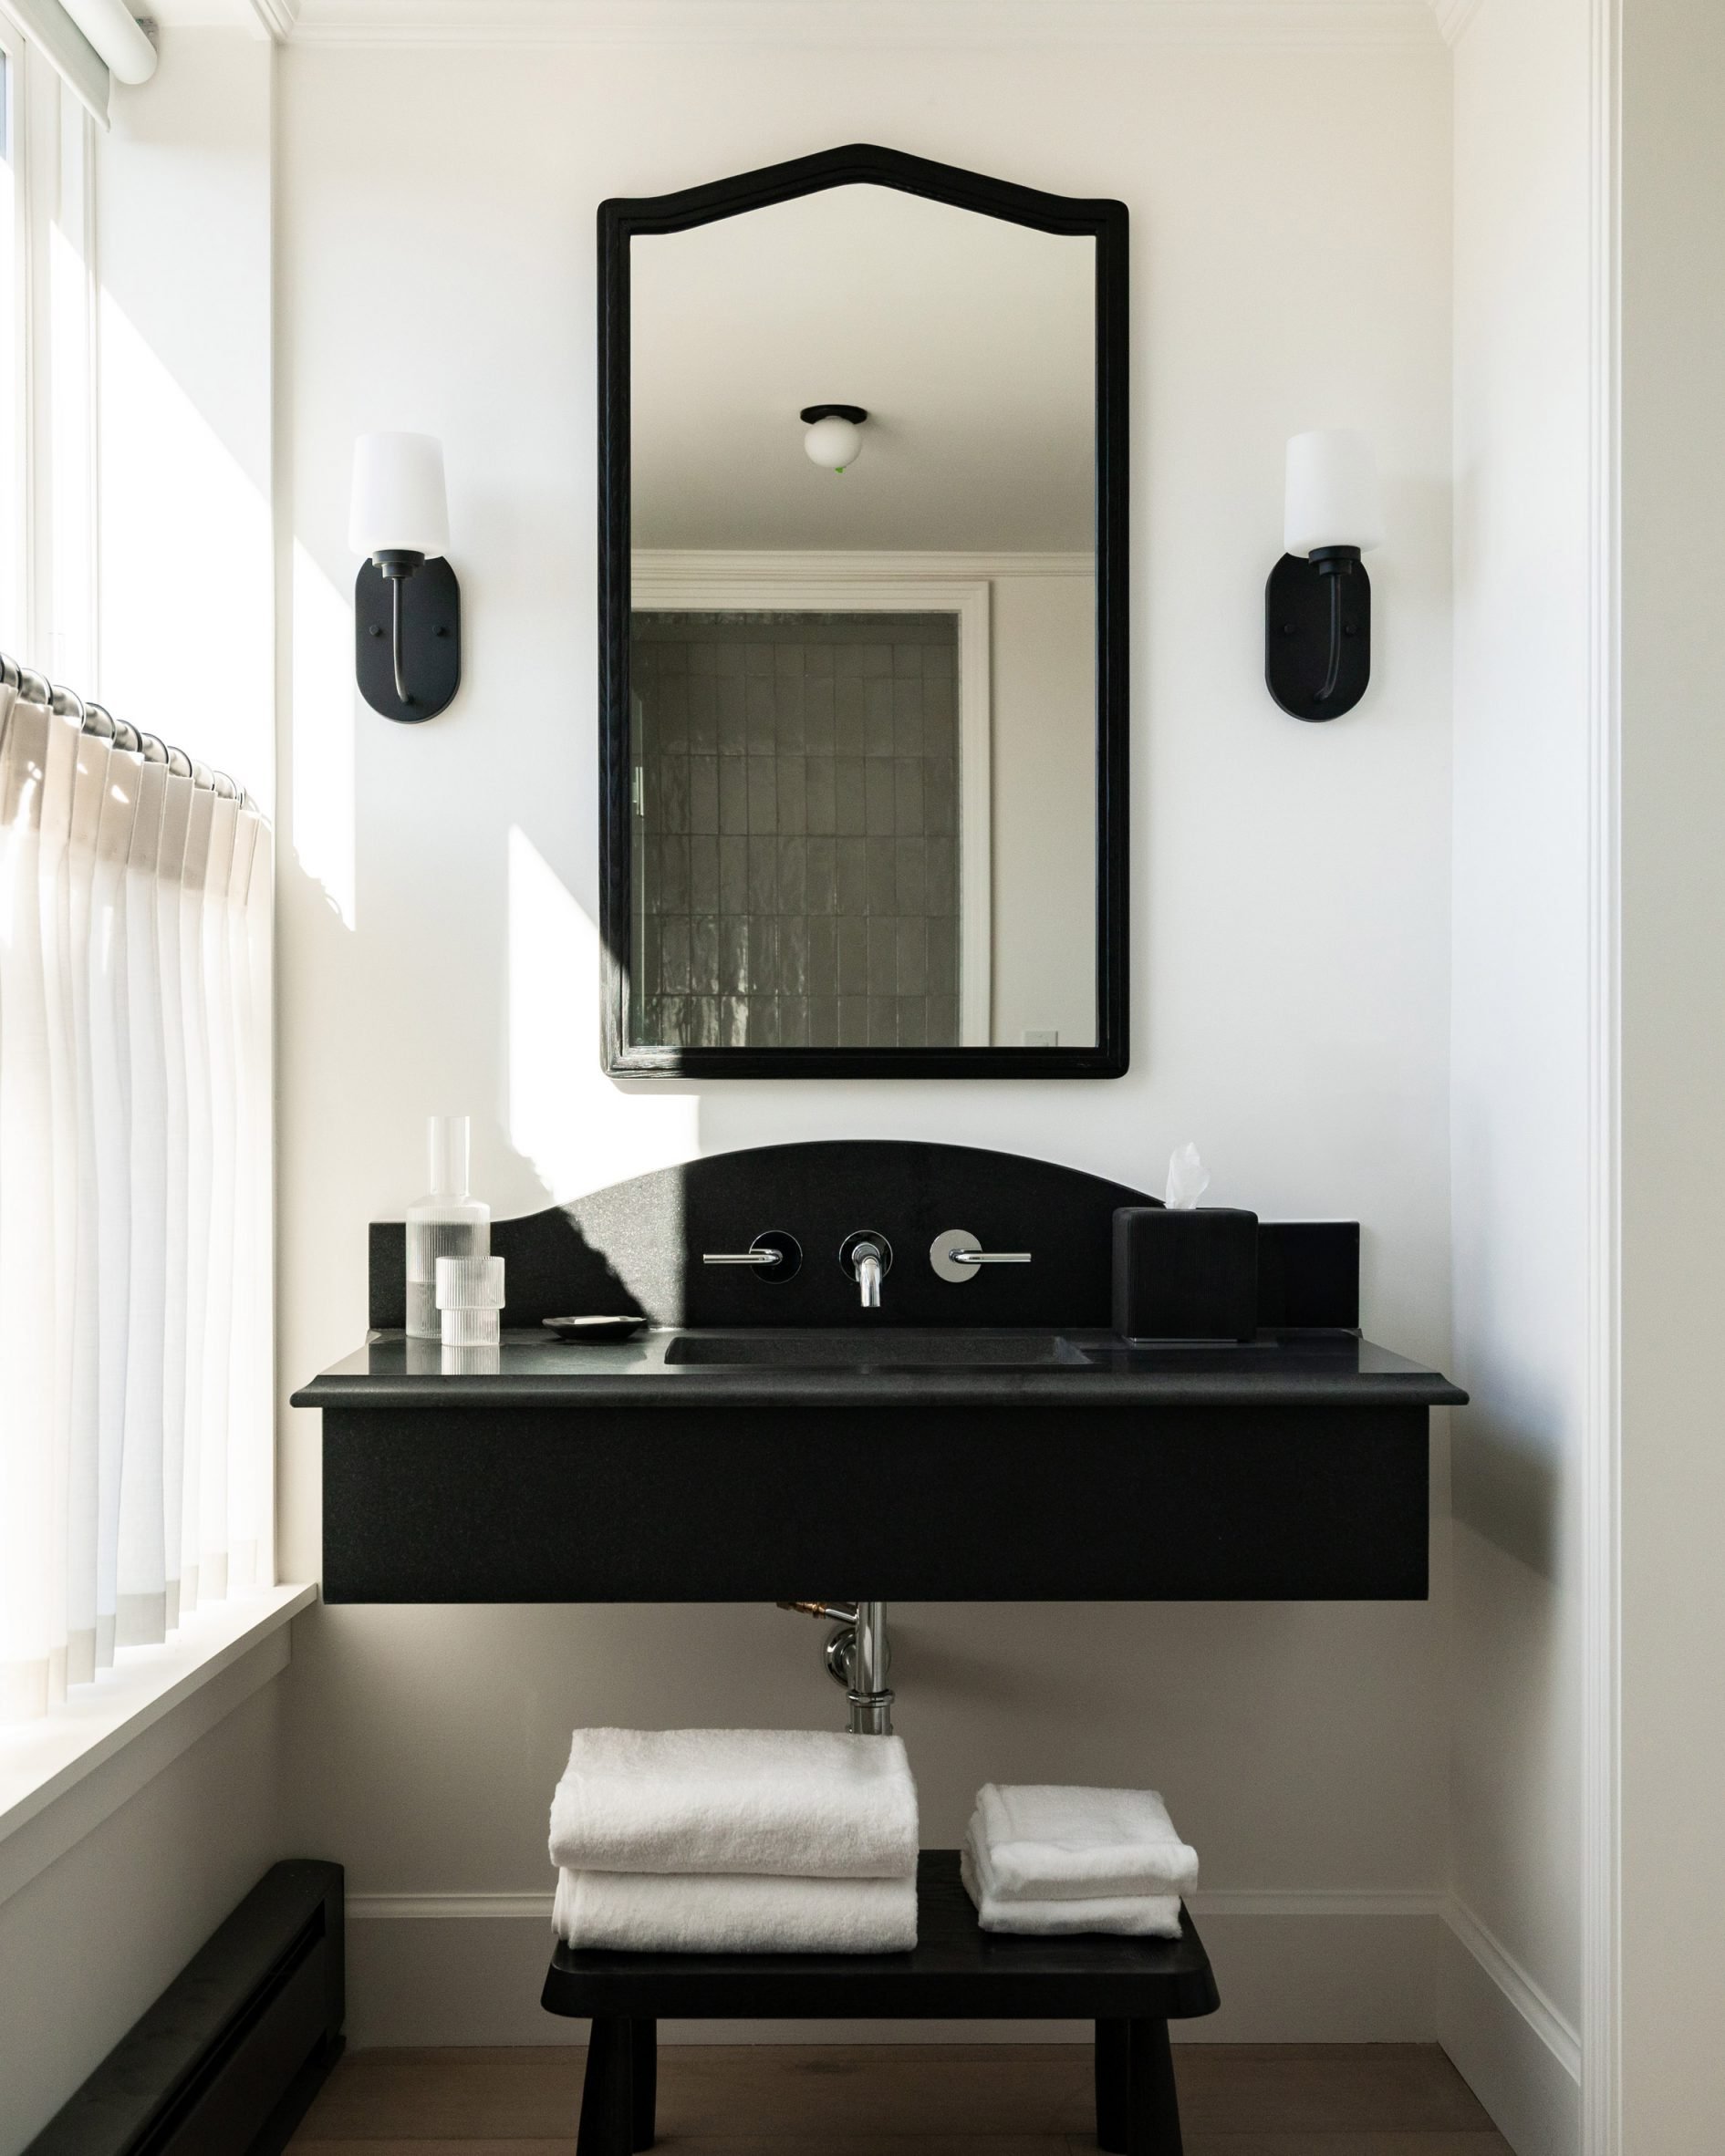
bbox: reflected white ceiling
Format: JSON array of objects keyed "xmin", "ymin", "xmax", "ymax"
[{"xmin": 630, "ymin": 186, "xmax": 1096, "ymax": 554}]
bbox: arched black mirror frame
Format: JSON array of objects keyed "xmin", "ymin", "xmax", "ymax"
[{"xmin": 598, "ymin": 142, "xmax": 1129, "ymax": 1078}]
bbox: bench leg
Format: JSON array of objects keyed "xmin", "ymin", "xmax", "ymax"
[
  {"xmin": 1095, "ymin": 2017, "xmax": 1128, "ymax": 2152},
  {"xmin": 631, "ymin": 2017, "xmax": 658, "ymax": 2151},
  {"xmin": 1125, "ymin": 2019, "xmax": 1181, "ymax": 2156},
  {"xmin": 577, "ymin": 2016, "xmax": 636, "ymax": 2156}
]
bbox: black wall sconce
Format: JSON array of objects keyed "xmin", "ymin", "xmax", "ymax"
[
  {"xmin": 1265, "ymin": 429, "xmax": 1382, "ymax": 721},
  {"xmin": 350, "ymin": 431, "xmax": 462, "ymax": 723}
]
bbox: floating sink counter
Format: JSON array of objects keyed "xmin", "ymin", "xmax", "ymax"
[
  {"xmin": 293, "ymin": 1141, "xmax": 1464, "ymax": 1609},
  {"xmin": 305, "ymin": 1325, "xmax": 1457, "ymax": 1402}
]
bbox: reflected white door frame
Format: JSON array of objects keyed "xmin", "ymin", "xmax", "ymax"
[{"xmin": 631, "ymin": 555, "xmax": 992, "ymax": 1046}]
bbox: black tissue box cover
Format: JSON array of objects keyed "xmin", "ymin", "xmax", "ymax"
[{"xmin": 1112, "ymin": 1206, "xmax": 1260, "ymax": 1342}]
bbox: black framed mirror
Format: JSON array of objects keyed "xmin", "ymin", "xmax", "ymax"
[{"xmin": 598, "ymin": 144, "xmax": 1127, "ymax": 1078}]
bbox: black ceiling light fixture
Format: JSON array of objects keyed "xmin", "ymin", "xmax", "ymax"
[
  {"xmin": 349, "ymin": 431, "xmax": 462, "ymax": 723},
  {"xmin": 802, "ymin": 404, "xmax": 868, "ymax": 472},
  {"xmin": 1265, "ymin": 429, "xmax": 1383, "ymax": 721}
]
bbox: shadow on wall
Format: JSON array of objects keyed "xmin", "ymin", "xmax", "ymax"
[
  {"xmin": 1449, "ymin": 1118, "xmax": 1569, "ymax": 1588},
  {"xmin": 1450, "ymin": 1396, "xmax": 1565, "ymax": 1583},
  {"xmin": 506, "ymin": 824, "xmax": 700, "ymax": 1200}
]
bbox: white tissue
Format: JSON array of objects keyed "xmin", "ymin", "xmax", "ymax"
[{"xmin": 1164, "ymin": 1144, "xmax": 1211, "ymax": 1210}]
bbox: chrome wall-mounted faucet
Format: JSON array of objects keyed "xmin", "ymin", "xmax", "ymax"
[
  {"xmin": 929, "ymin": 1229, "xmax": 1033, "ymax": 1283},
  {"xmin": 701, "ymin": 1231, "xmax": 803, "ymax": 1279},
  {"xmin": 839, "ymin": 1229, "xmax": 893, "ymax": 1308}
]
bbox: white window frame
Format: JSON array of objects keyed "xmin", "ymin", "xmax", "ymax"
[
  {"xmin": 0, "ymin": 9, "xmax": 97, "ymax": 677},
  {"xmin": 0, "ymin": 14, "xmax": 26, "ymax": 643}
]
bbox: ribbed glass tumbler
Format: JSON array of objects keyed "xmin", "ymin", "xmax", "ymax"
[{"xmin": 436, "ymin": 1254, "xmax": 505, "ymax": 1348}]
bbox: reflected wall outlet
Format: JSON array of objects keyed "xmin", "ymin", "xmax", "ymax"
[{"xmin": 1024, "ymin": 1030, "xmax": 1059, "ymax": 1047}]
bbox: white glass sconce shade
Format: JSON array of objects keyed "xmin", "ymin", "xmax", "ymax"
[
  {"xmin": 805, "ymin": 414, "xmax": 864, "ymax": 472},
  {"xmin": 1283, "ymin": 430, "xmax": 1383, "ymax": 558},
  {"xmin": 349, "ymin": 431, "xmax": 451, "ymax": 559}
]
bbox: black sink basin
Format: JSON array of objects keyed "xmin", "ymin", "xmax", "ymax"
[{"xmin": 664, "ymin": 1330, "xmax": 1092, "ymax": 1370}]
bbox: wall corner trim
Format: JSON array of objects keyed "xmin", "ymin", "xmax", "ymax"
[
  {"xmin": 1430, "ymin": 0, "xmax": 1483, "ymax": 44},
  {"xmin": 1439, "ymin": 1901, "xmax": 1583, "ymax": 2156},
  {"xmin": 1443, "ymin": 1898, "xmax": 1582, "ymax": 2086},
  {"xmin": 244, "ymin": 0, "xmax": 301, "ymax": 39}
]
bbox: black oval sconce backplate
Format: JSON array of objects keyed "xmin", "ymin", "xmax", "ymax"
[
  {"xmin": 1264, "ymin": 552, "xmax": 1371, "ymax": 721},
  {"xmin": 354, "ymin": 555, "xmax": 462, "ymax": 723}
]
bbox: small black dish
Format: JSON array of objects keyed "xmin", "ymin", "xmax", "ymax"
[{"xmin": 542, "ymin": 1315, "xmax": 647, "ymax": 1344}]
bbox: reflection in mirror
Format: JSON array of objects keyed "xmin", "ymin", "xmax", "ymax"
[{"xmin": 627, "ymin": 182, "xmax": 1098, "ymax": 1054}]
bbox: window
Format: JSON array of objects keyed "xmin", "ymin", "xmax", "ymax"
[
  {"xmin": 0, "ymin": 16, "xmax": 95, "ymax": 675},
  {"xmin": 0, "ymin": 36, "xmax": 21, "ymax": 641}
]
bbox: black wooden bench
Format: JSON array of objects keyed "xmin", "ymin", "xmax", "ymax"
[{"xmin": 542, "ymin": 1850, "xmax": 1220, "ymax": 2156}]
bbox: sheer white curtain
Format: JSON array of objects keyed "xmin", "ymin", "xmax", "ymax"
[{"xmin": 0, "ymin": 681, "xmax": 273, "ymax": 1722}]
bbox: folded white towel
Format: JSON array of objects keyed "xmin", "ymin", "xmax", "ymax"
[
  {"xmin": 547, "ymin": 1727, "xmax": 920, "ymax": 1880},
  {"xmin": 961, "ymin": 1829, "xmax": 1182, "ymax": 1939},
  {"xmin": 554, "ymin": 1867, "xmax": 918, "ymax": 1954},
  {"xmin": 973, "ymin": 1783, "xmax": 1199, "ymax": 1902}
]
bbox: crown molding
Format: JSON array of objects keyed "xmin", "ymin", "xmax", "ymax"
[{"xmin": 288, "ymin": 1, "xmax": 1444, "ymax": 52}]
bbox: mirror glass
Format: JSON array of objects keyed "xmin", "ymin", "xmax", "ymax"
[{"xmin": 626, "ymin": 183, "xmax": 1098, "ymax": 1053}]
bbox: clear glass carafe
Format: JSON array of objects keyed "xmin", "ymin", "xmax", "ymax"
[{"xmin": 404, "ymin": 1114, "xmax": 489, "ymax": 1339}]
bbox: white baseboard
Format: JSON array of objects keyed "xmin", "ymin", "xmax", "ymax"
[
  {"xmin": 344, "ymin": 1888, "xmax": 1444, "ymax": 2050},
  {"xmin": 1438, "ymin": 1902, "xmax": 1581, "ymax": 2156}
]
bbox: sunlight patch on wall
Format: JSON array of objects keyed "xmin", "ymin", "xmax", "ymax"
[
  {"xmin": 506, "ymin": 824, "xmax": 696, "ymax": 1201},
  {"xmin": 98, "ymin": 294, "xmax": 273, "ymax": 803},
  {"xmin": 289, "ymin": 540, "xmax": 357, "ymax": 928}
]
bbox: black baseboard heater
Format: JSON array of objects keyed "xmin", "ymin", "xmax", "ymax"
[{"xmin": 25, "ymin": 1860, "xmax": 345, "ymax": 2156}]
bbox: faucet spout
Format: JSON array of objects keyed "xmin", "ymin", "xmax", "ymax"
[{"xmin": 839, "ymin": 1228, "xmax": 892, "ymax": 1309}]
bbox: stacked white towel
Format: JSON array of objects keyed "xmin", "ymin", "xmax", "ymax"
[
  {"xmin": 548, "ymin": 1728, "xmax": 920, "ymax": 1954},
  {"xmin": 961, "ymin": 1783, "xmax": 1198, "ymax": 1939}
]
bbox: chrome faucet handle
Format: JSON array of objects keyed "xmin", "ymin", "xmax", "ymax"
[
  {"xmin": 930, "ymin": 1229, "xmax": 1033, "ymax": 1283},
  {"xmin": 702, "ymin": 1231, "xmax": 803, "ymax": 1279}
]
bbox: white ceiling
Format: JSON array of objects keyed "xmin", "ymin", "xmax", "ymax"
[{"xmin": 629, "ymin": 184, "xmax": 1096, "ymax": 554}]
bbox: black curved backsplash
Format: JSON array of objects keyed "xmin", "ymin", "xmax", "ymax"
[{"xmin": 369, "ymin": 1139, "xmax": 1357, "ymax": 1332}]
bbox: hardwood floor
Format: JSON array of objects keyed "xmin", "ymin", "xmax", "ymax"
[{"xmin": 286, "ymin": 2042, "xmax": 1512, "ymax": 2155}]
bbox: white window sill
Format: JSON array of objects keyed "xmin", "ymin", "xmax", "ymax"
[{"xmin": 0, "ymin": 1583, "xmax": 317, "ymax": 1909}]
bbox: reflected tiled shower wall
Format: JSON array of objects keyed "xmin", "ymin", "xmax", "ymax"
[{"xmin": 629, "ymin": 613, "xmax": 961, "ymax": 1048}]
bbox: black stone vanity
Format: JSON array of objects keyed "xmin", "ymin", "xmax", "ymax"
[{"xmin": 294, "ymin": 1141, "xmax": 1464, "ymax": 1606}]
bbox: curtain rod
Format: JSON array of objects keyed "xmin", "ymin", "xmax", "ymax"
[{"xmin": 1, "ymin": 652, "xmax": 253, "ymax": 811}]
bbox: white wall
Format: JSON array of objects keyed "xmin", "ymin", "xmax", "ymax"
[
  {"xmin": 1442, "ymin": 2, "xmax": 1590, "ymax": 2150},
  {"xmin": 96, "ymin": 27, "xmax": 275, "ymax": 809},
  {"xmin": 1617, "ymin": 0, "xmax": 1725, "ymax": 2144},
  {"xmin": 273, "ymin": 30, "xmax": 1453, "ymax": 2039}
]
